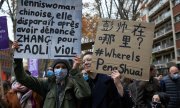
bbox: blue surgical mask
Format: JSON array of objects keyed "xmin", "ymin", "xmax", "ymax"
[
  {"xmin": 47, "ymin": 70, "xmax": 54, "ymax": 77},
  {"xmin": 54, "ymin": 68, "xmax": 68, "ymax": 82},
  {"xmin": 83, "ymin": 73, "xmax": 89, "ymax": 81}
]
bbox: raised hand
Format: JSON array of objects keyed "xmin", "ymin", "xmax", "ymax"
[
  {"xmin": 12, "ymin": 41, "xmax": 19, "ymax": 49},
  {"xmin": 72, "ymin": 56, "xmax": 81, "ymax": 69}
]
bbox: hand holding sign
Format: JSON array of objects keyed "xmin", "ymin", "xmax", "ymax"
[
  {"xmin": 12, "ymin": 41, "xmax": 19, "ymax": 49},
  {"xmin": 111, "ymin": 70, "xmax": 124, "ymax": 96},
  {"xmin": 111, "ymin": 70, "xmax": 121, "ymax": 85}
]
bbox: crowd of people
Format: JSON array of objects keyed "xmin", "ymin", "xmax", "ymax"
[{"xmin": 0, "ymin": 42, "xmax": 179, "ymax": 108}]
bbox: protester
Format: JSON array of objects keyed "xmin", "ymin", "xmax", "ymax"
[
  {"xmin": 80, "ymin": 51, "xmax": 126, "ymax": 108},
  {"xmin": 5, "ymin": 81, "xmax": 43, "ymax": 108},
  {"xmin": 128, "ymin": 64, "xmax": 160, "ymax": 108},
  {"xmin": 46, "ymin": 66, "xmax": 54, "ymax": 77},
  {"xmin": 151, "ymin": 92, "xmax": 169, "ymax": 108},
  {"xmin": 161, "ymin": 66, "xmax": 180, "ymax": 108},
  {"xmin": 12, "ymin": 41, "xmax": 91, "ymax": 108},
  {"xmin": 5, "ymin": 68, "xmax": 43, "ymax": 108}
]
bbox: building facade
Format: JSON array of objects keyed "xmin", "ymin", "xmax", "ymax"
[{"xmin": 140, "ymin": 0, "xmax": 180, "ymax": 74}]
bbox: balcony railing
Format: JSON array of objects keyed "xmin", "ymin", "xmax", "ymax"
[
  {"xmin": 149, "ymin": 0, "xmax": 168, "ymax": 16},
  {"xmin": 152, "ymin": 42, "xmax": 174, "ymax": 53},
  {"xmin": 153, "ymin": 59, "xmax": 172, "ymax": 65},
  {"xmin": 154, "ymin": 11, "xmax": 171, "ymax": 25},
  {"xmin": 154, "ymin": 26, "xmax": 172, "ymax": 38}
]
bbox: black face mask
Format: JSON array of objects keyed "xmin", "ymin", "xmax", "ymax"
[{"xmin": 151, "ymin": 102, "xmax": 162, "ymax": 108}]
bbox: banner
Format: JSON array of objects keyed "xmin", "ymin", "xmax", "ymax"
[
  {"xmin": 14, "ymin": 0, "xmax": 82, "ymax": 59},
  {"xmin": 91, "ymin": 19, "xmax": 155, "ymax": 81},
  {"xmin": 28, "ymin": 59, "xmax": 38, "ymax": 77},
  {"xmin": 0, "ymin": 16, "xmax": 9, "ymax": 50}
]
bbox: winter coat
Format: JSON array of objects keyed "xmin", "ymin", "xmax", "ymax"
[
  {"xmin": 128, "ymin": 78, "xmax": 160, "ymax": 108},
  {"xmin": 161, "ymin": 75, "xmax": 180, "ymax": 108},
  {"xmin": 14, "ymin": 59, "xmax": 91, "ymax": 108},
  {"xmin": 79, "ymin": 73, "xmax": 123, "ymax": 108}
]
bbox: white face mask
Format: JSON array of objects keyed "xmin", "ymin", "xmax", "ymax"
[{"xmin": 171, "ymin": 73, "xmax": 180, "ymax": 80}]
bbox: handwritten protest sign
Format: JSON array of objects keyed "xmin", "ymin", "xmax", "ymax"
[
  {"xmin": 14, "ymin": 0, "xmax": 82, "ymax": 59},
  {"xmin": 91, "ymin": 18, "xmax": 155, "ymax": 81},
  {"xmin": 0, "ymin": 16, "xmax": 9, "ymax": 50}
]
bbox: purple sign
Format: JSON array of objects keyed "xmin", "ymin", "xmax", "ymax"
[
  {"xmin": 0, "ymin": 16, "xmax": 9, "ymax": 50},
  {"xmin": 28, "ymin": 59, "xmax": 38, "ymax": 77}
]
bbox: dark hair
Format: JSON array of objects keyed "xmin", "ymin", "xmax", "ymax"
[
  {"xmin": 83, "ymin": 51, "xmax": 93, "ymax": 57},
  {"xmin": 154, "ymin": 92, "xmax": 170, "ymax": 107},
  {"xmin": 150, "ymin": 64, "xmax": 155, "ymax": 71}
]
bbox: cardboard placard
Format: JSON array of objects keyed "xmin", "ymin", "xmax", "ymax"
[{"xmin": 91, "ymin": 18, "xmax": 155, "ymax": 81}]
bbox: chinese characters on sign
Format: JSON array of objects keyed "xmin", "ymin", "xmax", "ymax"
[{"xmin": 91, "ymin": 19, "xmax": 155, "ymax": 81}]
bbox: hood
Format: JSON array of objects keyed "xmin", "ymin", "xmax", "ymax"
[{"xmin": 51, "ymin": 59, "xmax": 72, "ymax": 72}]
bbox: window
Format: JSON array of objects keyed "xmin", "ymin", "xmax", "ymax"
[
  {"xmin": 177, "ymin": 49, "xmax": 180, "ymax": 56},
  {"xmin": 174, "ymin": 0, "xmax": 180, "ymax": 5},
  {"xmin": 162, "ymin": 39, "xmax": 167, "ymax": 48},
  {"xmin": 172, "ymin": 52, "xmax": 175, "ymax": 59},
  {"xmin": 176, "ymin": 32, "xmax": 180, "ymax": 39},
  {"xmin": 164, "ymin": 54, "xmax": 171, "ymax": 62},
  {"xmin": 175, "ymin": 14, "xmax": 180, "ymax": 23}
]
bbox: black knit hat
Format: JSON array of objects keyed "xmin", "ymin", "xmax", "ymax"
[{"xmin": 51, "ymin": 59, "xmax": 72, "ymax": 71}]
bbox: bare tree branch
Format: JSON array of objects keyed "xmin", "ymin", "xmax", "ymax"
[
  {"xmin": 104, "ymin": 0, "xmax": 110, "ymax": 18},
  {"xmin": 95, "ymin": 0, "xmax": 102, "ymax": 18},
  {"xmin": 6, "ymin": 0, "xmax": 14, "ymax": 22},
  {"xmin": 109, "ymin": 0, "xmax": 113, "ymax": 18},
  {"xmin": 95, "ymin": 0, "xmax": 141, "ymax": 20},
  {"xmin": 0, "ymin": 0, "xmax": 5, "ymax": 9}
]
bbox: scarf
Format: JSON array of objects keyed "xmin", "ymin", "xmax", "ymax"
[{"xmin": 12, "ymin": 81, "xmax": 35, "ymax": 108}]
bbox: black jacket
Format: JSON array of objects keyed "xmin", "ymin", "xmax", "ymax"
[{"xmin": 80, "ymin": 73, "xmax": 126, "ymax": 108}]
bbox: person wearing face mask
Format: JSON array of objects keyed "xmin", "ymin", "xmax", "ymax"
[
  {"xmin": 151, "ymin": 92, "xmax": 170, "ymax": 108},
  {"xmin": 160, "ymin": 66, "xmax": 180, "ymax": 108},
  {"xmin": 12, "ymin": 41, "xmax": 91, "ymax": 108},
  {"xmin": 46, "ymin": 66, "xmax": 54, "ymax": 77}
]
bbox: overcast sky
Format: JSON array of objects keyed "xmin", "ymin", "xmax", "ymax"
[{"xmin": 0, "ymin": 0, "xmax": 14, "ymax": 41}]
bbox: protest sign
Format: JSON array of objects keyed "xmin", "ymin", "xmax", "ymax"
[
  {"xmin": 14, "ymin": 0, "xmax": 82, "ymax": 59},
  {"xmin": 28, "ymin": 59, "xmax": 38, "ymax": 77},
  {"xmin": 0, "ymin": 16, "xmax": 9, "ymax": 50},
  {"xmin": 91, "ymin": 18, "xmax": 155, "ymax": 81}
]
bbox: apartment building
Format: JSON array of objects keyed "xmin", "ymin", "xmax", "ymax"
[{"xmin": 140, "ymin": 0, "xmax": 180, "ymax": 74}]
